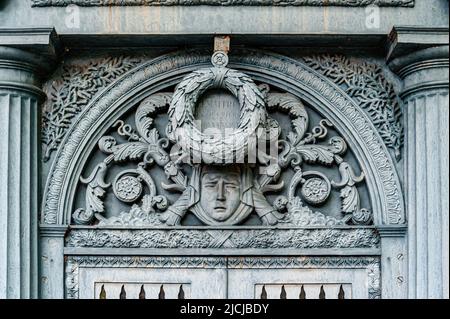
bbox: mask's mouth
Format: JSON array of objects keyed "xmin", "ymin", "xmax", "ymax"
[{"xmin": 214, "ymin": 205, "xmax": 227, "ymax": 211}]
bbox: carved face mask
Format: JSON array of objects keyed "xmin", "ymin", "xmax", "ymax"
[{"xmin": 200, "ymin": 166, "xmax": 241, "ymax": 222}]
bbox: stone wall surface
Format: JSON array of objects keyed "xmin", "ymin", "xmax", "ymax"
[
  {"xmin": 0, "ymin": 0, "xmax": 448, "ymax": 35},
  {"xmin": 0, "ymin": 0, "xmax": 448, "ymax": 300}
]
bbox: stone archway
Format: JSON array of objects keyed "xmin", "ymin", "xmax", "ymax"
[
  {"xmin": 42, "ymin": 48, "xmax": 404, "ymax": 227},
  {"xmin": 40, "ymin": 48, "xmax": 406, "ymax": 299}
]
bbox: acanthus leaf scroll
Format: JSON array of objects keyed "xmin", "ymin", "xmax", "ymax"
[{"xmin": 72, "ymin": 60, "xmax": 372, "ymax": 227}]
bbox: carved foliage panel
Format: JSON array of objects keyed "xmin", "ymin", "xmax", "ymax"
[
  {"xmin": 303, "ymin": 55, "xmax": 404, "ymax": 160},
  {"xmin": 41, "ymin": 53, "xmax": 404, "ymax": 163},
  {"xmin": 42, "ymin": 55, "xmax": 144, "ymax": 162}
]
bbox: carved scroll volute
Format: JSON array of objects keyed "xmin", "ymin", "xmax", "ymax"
[
  {"xmin": 135, "ymin": 93, "xmax": 172, "ymax": 166},
  {"xmin": 265, "ymin": 91, "xmax": 372, "ymax": 226},
  {"xmin": 331, "ymin": 160, "xmax": 372, "ymax": 225},
  {"xmin": 71, "ymin": 93, "xmax": 174, "ymax": 225}
]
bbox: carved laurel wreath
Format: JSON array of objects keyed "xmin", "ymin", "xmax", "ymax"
[{"xmin": 167, "ymin": 67, "xmax": 267, "ymax": 164}]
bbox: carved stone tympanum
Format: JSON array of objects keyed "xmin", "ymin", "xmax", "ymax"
[{"xmin": 71, "ymin": 51, "xmax": 372, "ymax": 227}]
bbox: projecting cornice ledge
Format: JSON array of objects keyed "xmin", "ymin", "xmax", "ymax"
[
  {"xmin": 386, "ymin": 26, "xmax": 449, "ymax": 61},
  {"xmin": 30, "ymin": 0, "xmax": 415, "ymax": 7},
  {"xmin": 386, "ymin": 26, "xmax": 449, "ymax": 98},
  {"xmin": 0, "ymin": 28, "xmax": 61, "ymax": 73}
]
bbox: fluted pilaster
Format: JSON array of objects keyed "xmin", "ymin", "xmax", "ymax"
[
  {"xmin": 390, "ymin": 44, "xmax": 449, "ymax": 299},
  {"xmin": 0, "ymin": 46, "xmax": 50, "ymax": 298},
  {"xmin": 404, "ymin": 90, "xmax": 448, "ymax": 299}
]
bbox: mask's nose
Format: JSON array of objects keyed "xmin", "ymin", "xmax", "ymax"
[{"xmin": 216, "ymin": 179, "xmax": 225, "ymax": 201}]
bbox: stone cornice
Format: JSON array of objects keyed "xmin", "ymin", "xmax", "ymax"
[
  {"xmin": 31, "ymin": 0, "xmax": 415, "ymax": 7},
  {"xmin": 0, "ymin": 29, "xmax": 60, "ymax": 95},
  {"xmin": 388, "ymin": 45, "xmax": 449, "ymax": 99},
  {"xmin": 386, "ymin": 27, "xmax": 449, "ymax": 99},
  {"xmin": 386, "ymin": 26, "xmax": 449, "ymax": 61},
  {"xmin": 0, "ymin": 28, "xmax": 60, "ymax": 61}
]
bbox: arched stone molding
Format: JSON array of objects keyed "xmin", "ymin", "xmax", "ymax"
[{"xmin": 41, "ymin": 49, "xmax": 405, "ymax": 228}]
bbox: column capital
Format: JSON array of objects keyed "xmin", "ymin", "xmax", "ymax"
[
  {"xmin": 386, "ymin": 26, "xmax": 449, "ymax": 99},
  {"xmin": 40, "ymin": 225, "xmax": 69, "ymax": 238},
  {"xmin": 388, "ymin": 46, "xmax": 449, "ymax": 78},
  {"xmin": 377, "ymin": 225, "xmax": 408, "ymax": 238},
  {"xmin": 0, "ymin": 28, "xmax": 60, "ymax": 98}
]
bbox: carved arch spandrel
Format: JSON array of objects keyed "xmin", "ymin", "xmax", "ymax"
[{"xmin": 41, "ymin": 49, "xmax": 404, "ymax": 226}]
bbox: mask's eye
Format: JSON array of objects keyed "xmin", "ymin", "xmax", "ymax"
[
  {"xmin": 203, "ymin": 182, "xmax": 217, "ymax": 188},
  {"xmin": 225, "ymin": 183, "xmax": 239, "ymax": 190}
]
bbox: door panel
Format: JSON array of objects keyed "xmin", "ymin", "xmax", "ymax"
[
  {"xmin": 78, "ymin": 267, "xmax": 227, "ymax": 299},
  {"xmin": 227, "ymin": 268, "xmax": 368, "ymax": 299},
  {"xmin": 69, "ymin": 257, "xmax": 377, "ymax": 299}
]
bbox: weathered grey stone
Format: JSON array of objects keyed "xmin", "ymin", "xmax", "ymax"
[
  {"xmin": 0, "ymin": 46, "xmax": 48, "ymax": 299},
  {"xmin": 388, "ymin": 27, "xmax": 449, "ymax": 299},
  {"xmin": 39, "ymin": 225, "xmax": 68, "ymax": 299},
  {"xmin": 30, "ymin": 0, "xmax": 416, "ymax": 7},
  {"xmin": 0, "ymin": 0, "xmax": 448, "ymax": 300},
  {"xmin": 0, "ymin": 1, "xmax": 447, "ymax": 36}
]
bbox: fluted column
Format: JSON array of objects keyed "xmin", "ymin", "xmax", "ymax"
[
  {"xmin": 0, "ymin": 46, "xmax": 51, "ymax": 298},
  {"xmin": 389, "ymin": 45, "xmax": 449, "ymax": 299}
]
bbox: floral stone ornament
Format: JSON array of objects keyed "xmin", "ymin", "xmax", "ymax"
[{"xmin": 72, "ymin": 51, "xmax": 372, "ymax": 227}]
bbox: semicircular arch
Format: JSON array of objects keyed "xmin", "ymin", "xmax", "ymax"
[{"xmin": 42, "ymin": 48, "xmax": 404, "ymax": 226}]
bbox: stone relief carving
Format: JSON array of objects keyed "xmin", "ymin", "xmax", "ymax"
[
  {"xmin": 303, "ymin": 55, "xmax": 404, "ymax": 160},
  {"xmin": 41, "ymin": 54, "xmax": 404, "ymax": 164},
  {"xmin": 31, "ymin": 0, "xmax": 415, "ymax": 7},
  {"xmin": 65, "ymin": 227, "xmax": 380, "ymax": 249},
  {"xmin": 71, "ymin": 52, "xmax": 373, "ymax": 228},
  {"xmin": 231, "ymin": 50, "xmax": 404, "ymax": 224},
  {"xmin": 65, "ymin": 258, "xmax": 79, "ymax": 299},
  {"xmin": 65, "ymin": 256, "xmax": 381, "ymax": 299},
  {"xmin": 42, "ymin": 49, "xmax": 404, "ymax": 226},
  {"xmin": 42, "ymin": 56, "xmax": 142, "ymax": 161}
]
